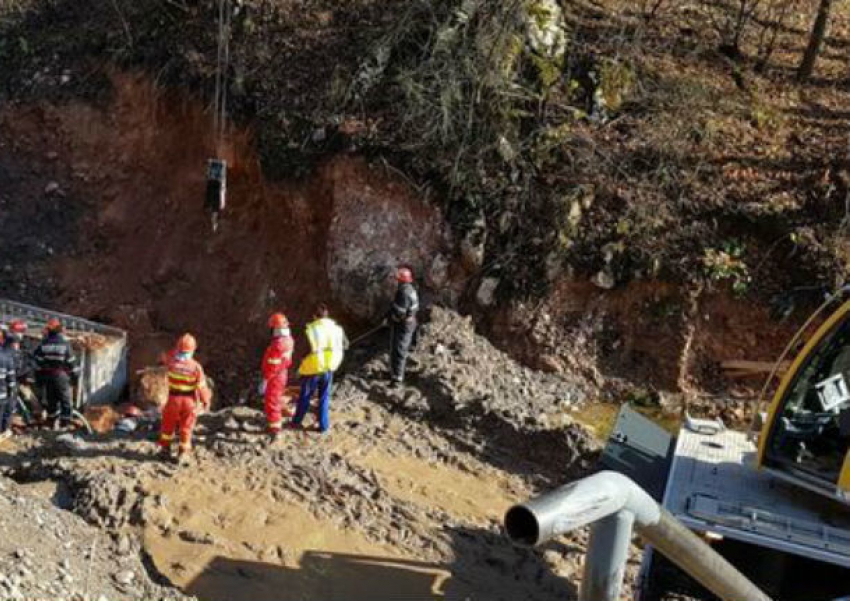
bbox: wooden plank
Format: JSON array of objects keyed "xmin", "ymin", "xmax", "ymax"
[{"xmin": 721, "ymin": 360, "xmax": 790, "ymax": 378}]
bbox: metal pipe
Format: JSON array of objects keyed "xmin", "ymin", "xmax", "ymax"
[
  {"xmin": 504, "ymin": 471, "xmax": 772, "ymax": 601},
  {"xmin": 581, "ymin": 511, "xmax": 633, "ymax": 601}
]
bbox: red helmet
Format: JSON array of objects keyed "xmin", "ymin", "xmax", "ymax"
[
  {"xmin": 125, "ymin": 405, "xmax": 142, "ymax": 418},
  {"xmin": 46, "ymin": 318, "xmax": 63, "ymax": 333},
  {"xmin": 176, "ymin": 333, "xmax": 197, "ymax": 353},
  {"xmin": 397, "ymin": 267, "xmax": 414, "ymax": 284},
  {"xmin": 268, "ymin": 312, "xmax": 289, "ymax": 329},
  {"xmin": 5, "ymin": 320, "xmax": 25, "ymax": 342}
]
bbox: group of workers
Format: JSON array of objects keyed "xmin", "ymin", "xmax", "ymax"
[
  {"xmin": 0, "ymin": 317, "xmax": 81, "ymax": 441},
  {"xmin": 0, "ymin": 266, "xmax": 420, "ymax": 465}
]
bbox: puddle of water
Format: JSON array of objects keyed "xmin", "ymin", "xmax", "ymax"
[{"xmin": 569, "ymin": 402, "xmax": 681, "ymax": 438}]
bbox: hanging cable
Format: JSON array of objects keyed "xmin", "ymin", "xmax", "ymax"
[
  {"xmin": 218, "ymin": 0, "xmax": 231, "ymax": 153},
  {"xmin": 212, "ymin": 0, "xmax": 224, "ymax": 144},
  {"xmin": 206, "ymin": 0, "xmax": 231, "ymax": 233}
]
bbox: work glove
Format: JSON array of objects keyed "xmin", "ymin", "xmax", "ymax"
[{"xmin": 257, "ymin": 379, "xmax": 267, "ymax": 396}]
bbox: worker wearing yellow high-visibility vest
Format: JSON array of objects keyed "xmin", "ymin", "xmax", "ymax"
[{"xmin": 292, "ymin": 304, "xmax": 347, "ymax": 433}]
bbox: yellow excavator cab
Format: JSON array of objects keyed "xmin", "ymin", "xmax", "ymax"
[{"xmin": 757, "ymin": 298, "xmax": 850, "ymax": 501}]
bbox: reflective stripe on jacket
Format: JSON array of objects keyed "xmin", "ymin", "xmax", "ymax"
[
  {"xmin": 390, "ymin": 283, "xmax": 419, "ymax": 322},
  {"xmin": 4, "ymin": 341, "xmax": 33, "ymax": 382},
  {"xmin": 262, "ymin": 334, "xmax": 294, "ymax": 380},
  {"xmin": 33, "ymin": 333, "xmax": 80, "ymax": 377},
  {"xmin": 166, "ymin": 353, "xmax": 206, "ymax": 396},
  {"xmin": 298, "ymin": 318, "xmax": 345, "ymax": 376},
  {"xmin": 0, "ymin": 347, "xmax": 16, "ymax": 402}
]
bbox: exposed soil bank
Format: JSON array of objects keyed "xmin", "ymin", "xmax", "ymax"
[{"xmin": 0, "ymin": 72, "xmax": 448, "ymax": 399}]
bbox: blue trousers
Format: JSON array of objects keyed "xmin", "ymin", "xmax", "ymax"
[{"xmin": 293, "ymin": 372, "xmax": 333, "ymax": 432}]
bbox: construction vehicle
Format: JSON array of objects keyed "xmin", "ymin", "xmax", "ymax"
[{"xmin": 599, "ymin": 290, "xmax": 850, "ymax": 600}]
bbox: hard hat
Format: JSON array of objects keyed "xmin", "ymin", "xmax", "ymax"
[
  {"xmin": 176, "ymin": 333, "xmax": 197, "ymax": 353},
  {"xmin": 46, "ymin": 318, "xmax": 63, "ymax": 333},
  {"xmin": 5, "ymin": 320, "xmax": 25, "ymax": 343},
  {"xmin": 268, "ymin": 312, "xmax": 289, "ymax": 329},
  {"xmin": 397, "ymin": 267, "xmax": 414, "ymax": 283}
]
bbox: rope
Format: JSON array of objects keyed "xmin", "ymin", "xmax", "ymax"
[{"xmin": 349, "ymin": 324, "xmax": 387, "ymax": 346}]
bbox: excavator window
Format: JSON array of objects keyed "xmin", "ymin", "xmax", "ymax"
[{"xmin": 769, "ymin": 316, "xmax": 850, "ymax": 484}]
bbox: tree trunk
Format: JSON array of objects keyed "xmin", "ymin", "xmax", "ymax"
[{"xmin": 798, "ymin": 0, "xmax": 834, "ymax": 81}]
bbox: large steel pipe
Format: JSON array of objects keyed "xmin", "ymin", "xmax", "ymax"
[{"xmin": 504, "ymin": 471, "xmax": 772, "ymax": 601}]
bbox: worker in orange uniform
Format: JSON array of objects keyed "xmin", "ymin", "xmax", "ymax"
[
  {"xmin": 158, "ymin": 333, "xmax": 209, "ymax": 465},
  {"xmin": 260, "ymin": 312, "xmax": 294, "ymax": 442}
]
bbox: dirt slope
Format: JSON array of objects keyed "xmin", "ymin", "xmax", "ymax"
[{"xmin": 0, "ymin": 72, "xmax": 448, "ymax": 399}]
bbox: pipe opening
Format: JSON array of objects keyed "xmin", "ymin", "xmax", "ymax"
[{"xmin": 504, "ymin": 505, "xmax": 539, "ymax": 546}]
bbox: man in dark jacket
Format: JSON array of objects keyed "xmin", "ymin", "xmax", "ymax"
[
  {"xmin": 0, "ymin": 320, "xmax": 28, "ymax": 439},
  {"xmin": 0, "ymin": 333, "xmax": 17, "ymax": 441},
  {"xmin": 33, "ymin": 318, "xmax": 79, "ymax": 429},
  {"xmin": 388, "ymin": 266, "xmax": 419, "ymax": 385}
]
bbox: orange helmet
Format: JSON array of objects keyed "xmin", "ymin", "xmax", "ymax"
[
  {"xmin": 176, "ymin": 333, "xmax": 197, "ymax": 353},
  {"xmin": 268, "ymin": 312, "xmax": 289, "ymax": 329},
  {"xmin": 397, "ymin": 267, "xmax": 414, "ymax": 284},
  {"xmin": 46, "ymin": 318, "xmax": 63, "ymax": 333}
]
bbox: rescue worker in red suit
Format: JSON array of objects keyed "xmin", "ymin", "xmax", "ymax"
[
  {"xmin": 260, "ymin": 312, "xmax": 294, "ymax": 442},
  {"xmin": 158, "ymin": 334, "xmax": 210, "ymax": 465}
]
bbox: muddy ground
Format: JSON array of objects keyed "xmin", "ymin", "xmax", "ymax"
[
  {"xmin": 0, "ymin": 404, "xmax": 594, "ymax": 601},
  {"xmin": 0, "ymin": 306, "xmax": 617, "ymax": 601}
]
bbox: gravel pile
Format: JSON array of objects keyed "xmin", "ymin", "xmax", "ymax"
[
  {"xmin": 414, "ymin": 307, "xmax": 585, "ymax": 424},
  {"xmin": 342, "ymin": 306, "xmax": 599, "ymax": 483},
  {"xmin": 0, "ymin": 476, "xmax": 191, "ymax": 601}
]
